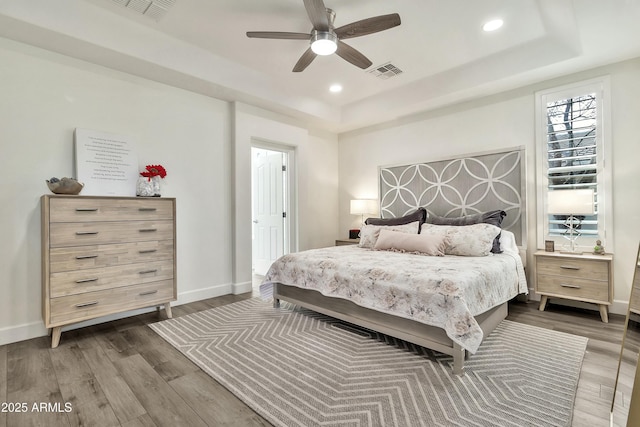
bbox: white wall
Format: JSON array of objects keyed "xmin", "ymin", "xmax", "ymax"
[
  {"xmin": 0, "ymin": 38, "xmax": 340, "ymax": 345},
  {"xmin": 338, "ymin": 57, "xmax": 640, "ymax": 315},
  {"xmin": 232, "ymin": 104, "xmax": 339, "ymax": 292}
]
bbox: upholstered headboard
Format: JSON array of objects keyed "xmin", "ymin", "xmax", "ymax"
[{"xmin": 378, "ymin": 148, "xmax": 526, "ymax": 246}]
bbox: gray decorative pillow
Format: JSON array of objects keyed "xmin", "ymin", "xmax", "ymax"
[
  {"xmin": 425, "ymin": 210, "xmax": 506, "ymax": 253},
  {"xmin": 365, "ymin": 208, "xmax": 427, "ymax": 228}
]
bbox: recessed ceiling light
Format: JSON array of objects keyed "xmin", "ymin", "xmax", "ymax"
[
  {"xmin": 329, "ymin": 84, "xmax": 343, "ymax": 93},
  {"xmin": 483, "ymin": 19, "xmax": 504, "ymax": 32}
]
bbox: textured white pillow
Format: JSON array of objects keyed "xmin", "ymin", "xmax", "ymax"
[
  {"xmin": 358, "ymin": 221, "xmax": 420, "ymax": 248},
  {"xmin": 420, "ymin": 223, "xmax": 501, "ymax": 256},
  {"xmin": 374, "ymin": 229, "xmax": 447, "ymax": 256}
]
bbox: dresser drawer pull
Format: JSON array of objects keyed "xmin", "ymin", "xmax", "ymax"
[
  {"xmin": 139, "ymin": 249, "xmax": 158, "ymax": 254},
  {"xmin": 139, "ymin": 290, "xmax": 159, "ymax": 296},
  {"xmin": 75, "ymin": 231, "xmax": 99, "ymax": 235},
  {"xmin": 138, "ymin": 208, "xmax": 157, "ymax": 212},
  {"xmin": 139, "ymin": 269, "xmax": 158, "ymax": 274},
  {"xmin": 75, "ymin": 301, "xmax": 98, "ymax": 308},
  {"xmin": 76, "ymin": 278, "xmax": 99, "ymax": 283},
  {"xmin": 75, "ymin": 255, "xmax": 98, "ymax": 260},
  {"xmin": 75, "ymin": 208, "xmax": 98, "ymax": 212},
  {"xmin": 560, "ymin": 283, "xmax": 581, "ymax": 289},
  {"xmin": 560, "ymin": 265, "xmax": 580, "ymax": 270},
  {"xmin": 139, "ymin": 228, "xmax": 157, "ymax": 232}
]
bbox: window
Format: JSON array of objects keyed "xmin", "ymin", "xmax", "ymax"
[{"xmin": 536, "ymin": 77, "xmax": 612, "ymax": 251}]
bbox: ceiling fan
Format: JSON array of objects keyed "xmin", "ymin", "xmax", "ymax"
[{"xmin": 246, "ymin": 0, "xmax": 401, "ymax": 72}]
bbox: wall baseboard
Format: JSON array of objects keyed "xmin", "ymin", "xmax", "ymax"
[
  {"xmin": 0, "ymin": 321, "xmax": 48, "ymax": 347},
  {"xmin": 233, "ymin": 281, "xmax": 253, "ymax": 295},
  {"xmin": 0, "ymin": 282, "xmax": 237, "ymax": 346}
]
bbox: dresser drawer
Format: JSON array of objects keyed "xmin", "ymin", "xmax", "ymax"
[
  {"xmin": 536, "ymin": 256, "xmax": 609, "ymax": 281},
  {"xmin": 48, "ymin": 280, "xmax": 175, "ymax": 326},
  {"xmin": 50, "ymin": 259, "xmax": 173, "ymax": 297},
  {"xmin": 49, "ymin": 197, "xmax": 174, "ymax": 222},
  {"xmin": 50, "ymin": 220, "xmax": 174, "ymax": 248},
  {"xmin": 49, "ymin": 240, "xmax": 174, "ymax": 273},
  {"xmin": 537, "ymin": 274, "xmax": 609, "ymax": 303}
]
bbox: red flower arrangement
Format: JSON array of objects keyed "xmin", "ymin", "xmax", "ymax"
[{"xmin": 140, "ymin": 164, "xmax": 167, "ymax": 180}]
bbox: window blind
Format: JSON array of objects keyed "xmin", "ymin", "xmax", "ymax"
[{"xmin": 545, "ymin": 93, "xmax": 598, "ymax": 236}]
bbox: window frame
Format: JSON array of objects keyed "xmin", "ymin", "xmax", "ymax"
[{"xmin": 535, "ymin": 76, "xmax": 613, "ymax": 252}]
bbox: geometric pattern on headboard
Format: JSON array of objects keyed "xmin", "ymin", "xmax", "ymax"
[{"xmin": 379, "ymin": 148, "xmax": 526, "ymax": 245}]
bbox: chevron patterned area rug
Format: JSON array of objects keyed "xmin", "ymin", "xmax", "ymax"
[{"xmin": 150, "ymin": 298, "xmax": 587, "ymax": 427}]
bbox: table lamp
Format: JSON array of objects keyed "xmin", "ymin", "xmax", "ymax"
[
  {"xmin": 350, "ymin": 199, "xmax": 378, "ymax": 238},
  {"xmin": 547, "ymin": 189, "xmax": 595, "ymax": 254}
]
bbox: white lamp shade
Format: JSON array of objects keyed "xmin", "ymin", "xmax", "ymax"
[
  {"xmin": 547, "ymin": 189, "xmax": 595, "ymax": 215},
  {"xmin": 350, "ymin": 199, "xmax": 378, "ymax": 215}
]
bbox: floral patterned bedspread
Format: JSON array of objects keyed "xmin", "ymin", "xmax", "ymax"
[{"xmin": 262, "ymin": 246, "xmax": 527, "ymax": 354}]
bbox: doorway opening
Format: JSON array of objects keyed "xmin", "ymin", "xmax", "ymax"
[{"xmin": 251, "ymin": 143, "xmax": 296, "ymax": 277}]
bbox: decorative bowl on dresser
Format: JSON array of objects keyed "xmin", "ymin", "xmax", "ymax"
[
  {"xmin": 41, "ymin": 195, "xmax": 177, "ymax": 348},
  {"xmin": 534, "ymin": 250, "xmax": 613, "ymax": 322}
]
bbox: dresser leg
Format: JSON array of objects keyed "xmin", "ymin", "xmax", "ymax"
[
  {"xmin": 538, "ymin": 295, "xmax": 548, "ymax": 311},
  {"xmin": 164, "ymin": 302, "xmax": 173, "ymax": 319},
  {"xmin": 599, "ymin": 304, "xmax": 609, "ymax": 323},
  {"xmin": 51, "ymin": 327, "xmax": 62, "ymax": 348}
]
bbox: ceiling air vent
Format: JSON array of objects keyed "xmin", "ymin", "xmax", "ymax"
[
  {"xmin": 368, "ymin": 62, "xmax": 403, "ymax": 80},
  {"xmin": 108, "ymin": 0, "xmax": 176, "ymax": 21}
]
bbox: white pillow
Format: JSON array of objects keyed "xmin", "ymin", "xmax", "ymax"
[
  {"xmin": 374, "ymin": 229, "xmax": 447, "ymax": 256},
  {"xmin": 420, "ymin": 223, "xmax": 501, "ymax": 256},
  {"xmin": 358, "ymin": 221, "xmax": 420, "ymax": 249},
  {"xmin": 498, "ymin": 229, "xmax": 518, "ymax": 254}
]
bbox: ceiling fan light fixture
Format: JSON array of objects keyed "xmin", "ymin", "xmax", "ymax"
[{"xmin": 311, "ymin": 30, "xmax": 338, "ymax": 55}]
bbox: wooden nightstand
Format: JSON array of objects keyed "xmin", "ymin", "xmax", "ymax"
[
  {"xmin": 335, "ymin": 238, "xmax": 359, "ymax": 246},
  {"xmin": 534, "ymin": 250, "xmax": 613, "ymax": 322}
]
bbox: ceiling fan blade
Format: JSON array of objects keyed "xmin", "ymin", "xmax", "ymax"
[
  {"xmin": 334, "ymin": 13, "xmax": 401, "ymax": 39},
  {"xmin": 335, "ymin": 41, "xmax": 372, "ymax": 69},
  {"xmin": 293, "ymin": 48, "xmax": 317, "ymax": 72},
  {"xmin": 246, "ymin": 31, "xmax": 310, "ymax": 40},
  {"xmin": 303, "ymin": 0, "xmax": 329, "ymax": 31}
]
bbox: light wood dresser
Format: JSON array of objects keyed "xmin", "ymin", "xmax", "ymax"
[
  {"xmin": 534, "ymin": 250, "xmax": 613, "ymax": 322},
  {"xmin": 41, "ymin": 195, "xmax": 177, "ymax": 348}
]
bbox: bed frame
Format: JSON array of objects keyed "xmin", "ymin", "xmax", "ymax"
[
  {"xmin": 271, "ymin": 148, "xmax": 525, "ymax": 375},
  {"xmin": 273, "ymin": 283, "xmax": 507, "ymax": 375}
]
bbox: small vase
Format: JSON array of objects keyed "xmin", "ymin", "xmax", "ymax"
[
  {"xmin": 136, "ymin": 177, "xmax": 155, "ymax": 197},
  {"xmin": 150, "ymin": 176, "xmax": 161, "ymax": 197}
]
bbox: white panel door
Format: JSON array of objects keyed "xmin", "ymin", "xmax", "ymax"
[{"xmin": 252, "ymin": 150, "xmax": 284, "ymax": 276}]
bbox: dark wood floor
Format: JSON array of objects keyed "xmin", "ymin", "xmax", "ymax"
[{"xmin": 0, "ymin": 290, "xmax": 629, "ymax": 427}]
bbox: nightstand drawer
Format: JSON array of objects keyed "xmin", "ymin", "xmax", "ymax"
[
  {"xmin": 49, "ymin": 197, "xmax": 174, "ymax": 222},
  {"xmin": 335, "ymin": 239, "xmax": 359, "ymax": 246},
  {"xmin": 534, "ymin": 250, "xmax": 613, "ymax": 322},
  {"xmin": 537, "ymin": 274, "xmax": 609, "ymax": 303},
  {"xmin": 536, "ymin": 256, "xmax": 609, "ymax": 281}
]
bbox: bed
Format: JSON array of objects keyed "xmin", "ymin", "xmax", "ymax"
[{"xmin": 261, "ymin": 148, "xmax": 528, "ymax": 375}]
